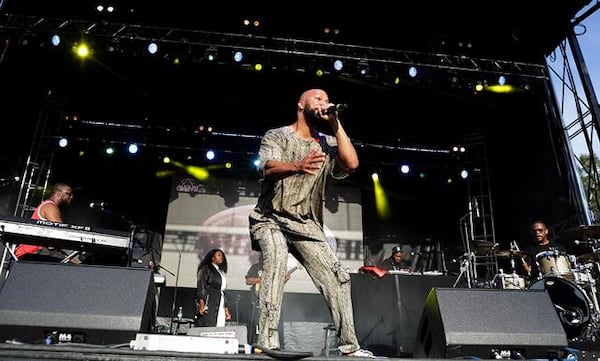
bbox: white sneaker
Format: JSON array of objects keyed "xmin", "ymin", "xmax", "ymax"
[{"xmin": 346, "ymin": 349, "xmax": 376, "ymax": 358}]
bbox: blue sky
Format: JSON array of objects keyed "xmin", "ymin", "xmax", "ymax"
[{"xmin": 549, "ymin": 7, "xmax": 600, "ymax": 157}]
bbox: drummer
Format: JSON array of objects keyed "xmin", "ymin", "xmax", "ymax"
[{"xmin": 521, "ymin": 220, "xmax": 567, "ymax": 280}]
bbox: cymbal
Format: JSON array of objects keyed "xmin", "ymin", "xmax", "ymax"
[
  {"xmin": 560, "ymin": 225, "xmax": 600, "ymax": 239},
  {"xmin": 471, "ymin": 240, "xmax": 494, "ymax": 248},
  {"xmin": 495, "ymin": 250, "xmax": 529, "ymax": 257},
  {"xmin": 577, "ymin": 253, "xmax": 600, "ymax": 263}
]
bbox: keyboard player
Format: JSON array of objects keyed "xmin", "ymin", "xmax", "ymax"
[{"xmin": 14, "ymin": 182, "xmax": 83, "ymax": 264}]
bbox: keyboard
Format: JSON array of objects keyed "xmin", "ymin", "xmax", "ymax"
[{"xmin": 0, "ymin": 215, "xmax": 131, "ymax": 251}]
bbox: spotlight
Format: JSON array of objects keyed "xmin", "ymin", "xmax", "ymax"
[
  {"xmin": 254, "ymin": 63, "xmax": 263, "ymax": 71},
  {"xmin": 408, "ymin": 66, "xmax": 418, "ymax": 78},
  {"xmin": 333, "ymin": 59, "xmax": 343, "ymax": 71},
  {"xmin": 205, "ymin": 150, "xmax": 216, "ymax": 161},
  {"xmin": 74, "ymin": 43, "xmax": 90, "ymax": 58},
  {"xmin": 50, "ymin": 34, "xmax": 61, "ymax": 47},
  {"xmin": 205, "ymin": 47, "xmax": 217, "ymax": 61},
  {"xmin": 105, "ymin": 146, "xmax": 115, "ymax": 155},
  {"xmin": 460, "ymin": 169, "xmax": 469, "ymax": 179},
  {"xmin": 127, "ymin": 143, "xmax": 139, "ymax": 154},
  {"xmin": 498, "ymin": 75, "xmax": 506, "ymax": 86},
  {"xmin": 399, "ymin": 164, "xmax": 410, "ymax": 174},
  {"xmin": 233, "ymin": 50, "xmax": 244, "ymax": 63},
  {"xmin": 147, "ymin": 42, "xmax": 158, "ymax": 55},
  {"xmin": 357, "ymin": 61, "xmax": 369, "ymax": 76},
  {"xmin": 58, "ymin": 137, "xmax": 68, "ymax": 148}
]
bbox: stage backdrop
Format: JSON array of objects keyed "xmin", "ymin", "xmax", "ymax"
[{"xmin": 160, "ymin": 175, "xmax": 364, "ymax": 293}]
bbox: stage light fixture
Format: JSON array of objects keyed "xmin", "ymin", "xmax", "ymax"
[
  {"xmin": 58, "ymin": 137, "xmax": 68, "ymax": 148},
  {"xmin": 51, "ymin": 34, "xmax": 61, "ymax": 47},
  {"xmin": 205, "ymin": 150, "xmax": 216, "ymax": 161},
  {"xmin": 74, "ymin": 43, "xmax": 91, "ymax": 58},
  {"xmin": 233, "ymin": 51, "xmax": 244, "ymax": 63},
  {"xmin": 460, "ymin": 169, "xmax": 469, "ymax": 179},
  {"xmin": 498, "ymin": 75, "xmax": 506, "ymax": 86},
  {"xmin": 333, "ymin": 59, "xmax": 343, "ymax": 71},
  {"xmin": 147, "ymin": 42, "xmax": 158, "ymax": 55},
  {"xmin": 357, "ymin": 61, "xmax": 369, "ymax": 76},
  {"xmin": 254, "ymin": 63, "xmax": 263, "ymax": 71},
  {"xmin": 127, "ymin": 143, "xmax": 139, "ymax": 154},
  {"xmin": 399, "ymin": 164, "xmax": 410, "ymax": 174},
  {"xmin": 205, "ymin": 47, "xmax": 218, "ymax": 61},
  {"xmin": 105, "ymin": 146, "xmax": 115, "ymax": 155},
  {"xmin": 408, "ymin": 66, "xmax": 418, "ymax": 78}
]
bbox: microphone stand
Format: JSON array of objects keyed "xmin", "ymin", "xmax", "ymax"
[
  {"xmin": 234, "ymin": 293, "xmax": 242, "ymax": 326},
  {"xmin": 169, "ymin": 238, "xmax": 186, "ymax": 335},
  {"xmin": 459, "ymin": 214, "xmax": 473, "ymax": 288}
]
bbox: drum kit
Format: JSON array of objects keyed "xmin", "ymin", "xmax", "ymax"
[{"xmin": 489, "ymin": 226, "xmax": 600, "ymax": 342}]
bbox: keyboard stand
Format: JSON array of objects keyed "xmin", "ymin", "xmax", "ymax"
[
  {"xmin": 0, "ymin": 231, "xmax": 18, "ymax": 280},
  {"xmin": 61, "ymin": 250, "xmax": 85, "ymax": 264}
]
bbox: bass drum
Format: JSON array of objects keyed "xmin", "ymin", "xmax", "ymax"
[{"xmin": 528, "ymin": 276, "xmax": 591, "ymax": 340}]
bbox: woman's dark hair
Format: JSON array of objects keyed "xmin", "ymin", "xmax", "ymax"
[{"xmin": 198, "ymin": 248, "xmax": 228, "ymax": 273}]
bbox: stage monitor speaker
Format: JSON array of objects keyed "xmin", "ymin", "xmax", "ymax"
[
  {"xmin": 0, "ymin": 261, "xmax": 156, "ymax": 345},
  {"xmin": 413, "ymin": 287, "xmax": 568, "ymax": 359}
]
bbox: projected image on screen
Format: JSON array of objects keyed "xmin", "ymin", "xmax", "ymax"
[{"xmin": 161, "ymin": 175, "xmax": 363, "ymax": 294}]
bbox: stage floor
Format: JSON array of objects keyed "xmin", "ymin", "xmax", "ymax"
[{"xmin": 0, "ymin": 340, "xmax": 599, "ymax": 361}]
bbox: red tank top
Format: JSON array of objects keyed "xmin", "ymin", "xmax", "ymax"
[{"xmin": 14, "ymin": 200, "xmax": 56, "ymax": 259}]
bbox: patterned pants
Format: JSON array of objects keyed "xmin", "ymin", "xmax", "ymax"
[{"xmin": 253, "ymin": 225, "xmax": 360, "ymax": 354}]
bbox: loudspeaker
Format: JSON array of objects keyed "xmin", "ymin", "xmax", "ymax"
[
  {"xmin": 0, "ymin": 261, "xmax": 156, "ymax": 345},
  {"xmin": 414, "ymin": 287, "xmax": 568, "ymax": 359}
]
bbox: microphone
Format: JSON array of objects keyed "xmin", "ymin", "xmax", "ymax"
[
  {"xmin": 0, "ymin": 176, "xmax": 20, "ymax": 182},
  {"xmin": 89, "ymin": 202, "xmax": 107, "ymax": 209},
  {"xmin": 324, "ymin": 103, "xmax": 349, "ymax": 115},
  {"xmin": 472, "ymin": 197, "xmax": 480, "ymax": 218}
]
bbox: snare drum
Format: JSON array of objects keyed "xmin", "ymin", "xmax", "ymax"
[{"xmin": 535, "ymin": 250, "xmax": 573, "ymax": 280}]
